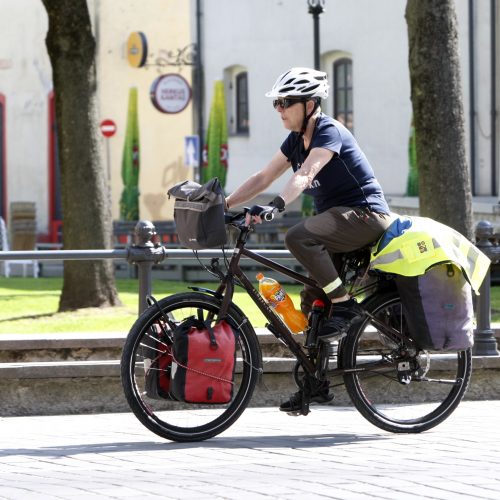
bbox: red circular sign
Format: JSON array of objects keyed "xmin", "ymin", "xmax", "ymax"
[
  {"xmin": 150, "ymin": 74, "xmax": 192, "ymax": 114},
  {"xmin": 100, "ymin": 119, "xmax": 117, "ymax": 138}
]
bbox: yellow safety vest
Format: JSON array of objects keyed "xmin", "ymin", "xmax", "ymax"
[{"xmin": 370, "ymin": 216, "xmax": 490, "ymax": 293}]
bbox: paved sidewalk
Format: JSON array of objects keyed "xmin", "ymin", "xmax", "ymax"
[{"xmin": 1, "ymin": 401, "xmax": 499, "ymax": 499}]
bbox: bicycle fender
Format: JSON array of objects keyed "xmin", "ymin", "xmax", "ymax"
[
  {"xmin": 187, "ymin": 286, "xmax": 252, "ymax": 331},
  {"xmin": 188, "ymin": 286, "xmax": 223, "ymax": 299}
]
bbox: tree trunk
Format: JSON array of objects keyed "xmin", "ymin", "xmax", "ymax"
[
  {"xmin": 406, "ymin": 0, "xmax": 473, "ymax": 239},
  {"xmin": 41, "ymin": 0, "xmax": 121, "ymax": 310}
]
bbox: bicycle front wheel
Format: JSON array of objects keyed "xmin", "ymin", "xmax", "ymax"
[
  {"xmin": 342, "ymin": 291, "xmax": 472, "ymax": 433},
  {"xmin": 121, "ymin": 292, "xmax": 262, "ymax": 442}
]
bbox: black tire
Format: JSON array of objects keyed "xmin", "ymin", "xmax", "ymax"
[
  {"xmin": 121, "ymin": 292, "xmax": 262, "ymax": 442},
  {"xmin": 342, "ymin": 291, "xmax": 472, "ymax": 433}
]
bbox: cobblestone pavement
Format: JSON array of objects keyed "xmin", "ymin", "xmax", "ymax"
[{"xmin": 0, "ymin": 401, "xmax": 499, "ymax": 499}]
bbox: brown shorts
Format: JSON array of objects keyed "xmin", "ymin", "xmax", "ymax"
[{"xmin": 284, "ymin": 206, "xmax": 392, "ymax": 312}]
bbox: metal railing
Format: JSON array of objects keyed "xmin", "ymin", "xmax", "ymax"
[
  {"xmin": 0, "ymin": 220, "xmax": 498, "ymax": 356},
  {"xmin": 472, "ymin": 221, "xmax": 500, "ymax": 356},
  {"xmin": 0, "ymin": 221, "xmax": 292, "ymax": 314}
]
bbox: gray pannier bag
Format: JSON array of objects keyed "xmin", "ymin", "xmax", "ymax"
[
  {"xmin": 167, "ymin": 177, "xmax": 227, "ymax": 250},
  {"xmin": 395, "ymin": 263, "xmax": 474, "ymax": 351}
]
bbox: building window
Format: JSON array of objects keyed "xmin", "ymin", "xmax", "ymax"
[
  {"xmin": 235, "ymin": 72, "xmax": 249, "ymax": 134},
  {"xmin": 333, "ymin": 58, "xmax": 353, "ymax": 131}
]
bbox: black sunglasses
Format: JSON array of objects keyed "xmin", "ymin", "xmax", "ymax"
[{"xmin": 272, "ymin": 98, "xmax": 305, "ymax": 110}]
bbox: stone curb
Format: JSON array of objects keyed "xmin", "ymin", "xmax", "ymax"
[
  {"xmin": 0, "ymin": 357, "xmax": 299, "ymax": 379},
  {"xmin": 2, "ymin": 355, "xmax": 499, "ymax": 379},
  {"xmin": 0, "ymin": 328, "xmax": 280, "ymax": 350}
]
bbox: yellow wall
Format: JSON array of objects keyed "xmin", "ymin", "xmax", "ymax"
[{"xmin": 95, "ymin": 0, "xmax": 193, "ymax": 222}]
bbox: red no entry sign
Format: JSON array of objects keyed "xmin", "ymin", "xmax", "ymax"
[{"xmin": 100, "ymin": 119, "xmax": 117, "ymax": 138}]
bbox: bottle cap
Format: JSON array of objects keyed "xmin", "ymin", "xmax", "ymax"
[{"xmin": 256, "ymin": 272, "xmax": 264, "ymax": 281}]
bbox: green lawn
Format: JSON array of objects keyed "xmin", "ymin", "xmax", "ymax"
[
  {"xmin": 0, "ymin": 277, "xmax": 304, "ymax": 334},
  {"xmin": 1, "ymin": 277, "xmax": 499, "ymax": 335}
]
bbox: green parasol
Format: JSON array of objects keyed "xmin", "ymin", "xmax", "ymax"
[
  {"xmin": 120, "ymin": 87, "xmax": 140, "ymax": 220},
  {"xmin": 201, "ymin": 81, "xmax": 228, "ymax": 188},
  {"xmin": 406, "ymin": 116, "xmax": 419, "ymax": 196}
]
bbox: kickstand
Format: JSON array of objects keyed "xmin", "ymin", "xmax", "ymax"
[{"xmin": 300, "ymin": 379, "xmax": 313, "ymax": 416}]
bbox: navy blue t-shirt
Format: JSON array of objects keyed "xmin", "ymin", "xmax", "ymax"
[{"xmin": 280, "ymin": 114, "xmax": 390, "ymax": 215}]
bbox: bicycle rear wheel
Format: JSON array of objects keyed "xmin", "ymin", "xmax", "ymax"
[
  {"xmin": 342, "ymin": 291, "xmax": 472, "ymax": 433},
  {"xmin": 121, "ymin": 292, "xmax": 261, "ymax": 442}
]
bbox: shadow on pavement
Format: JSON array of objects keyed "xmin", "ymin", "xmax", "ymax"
[{"xmin": 0, "ymin": 432, "xmax": 387, "ymax": 458}]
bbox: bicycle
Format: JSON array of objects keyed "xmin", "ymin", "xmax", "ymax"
[{"xmin": 121, "ymin": 210, "xmax": 472, "ymax": 442}]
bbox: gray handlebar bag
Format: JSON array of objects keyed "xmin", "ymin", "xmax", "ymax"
[{"xmin": 167, "ymin": 178, "xmax": 227, "ymax": 250}]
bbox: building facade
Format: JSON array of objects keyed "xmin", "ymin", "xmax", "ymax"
[
  {"xmin": 0, "ymin": 0, "xmax": 194, "ymax": 241},
  {"xmin": 196, "ymin": 0, "xmax": 499, "ymax": 210},
  {"xmin": 0, "ymin": 0, "xmax": 498, "ymax": 243}
]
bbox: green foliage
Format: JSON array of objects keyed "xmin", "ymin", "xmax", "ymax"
[
  {"xmin": 201, "ymin": 81, "xmax": 228, "ymax": 188},
  {"xmin": 0, "ymin": 278, "xmax": 305, "ymax": 334},
  {"xmin": 3, "ymin": 277, "xmax": 500, "ymax": 334},
  {"xmin": 406, "ymin": 118, "xmax": 419, "ymax": 196},
  {"xmin": 301, "ymin": 194, "xmax": 314, "ymax": 216},
  {"xmin": 120, "ymin": 87, "xmax": 140, "ymax": 220},
  {"xmin": 490, "ymin": 286, "xmax": 500, "ymax": 321}
]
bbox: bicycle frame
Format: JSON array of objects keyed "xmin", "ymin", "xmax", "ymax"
[
  {"xmin": 212, "ymin": 218, "xmax": 383, "ymax": 377},
  {"xmin": 122, "ymin": 215, "xmax": 472, "ymax": 440}
]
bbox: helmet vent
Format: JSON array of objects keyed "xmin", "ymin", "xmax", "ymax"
[{"xmin": 302, "ymin": 83, "xmax": 320, "ymax": 92}]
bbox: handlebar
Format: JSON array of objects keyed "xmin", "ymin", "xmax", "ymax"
[
  {"xmin": 224, "ymin": 212, "xmax": 245, "ymax": 225},
  {"xmin": 224, "ymin": 207, "xmax": 276, "ymax": 228}
]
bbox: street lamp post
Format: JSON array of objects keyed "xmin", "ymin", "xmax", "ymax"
[{"xmin": 307, "ymin": 0, "xmax": 326, "ymax": 70}]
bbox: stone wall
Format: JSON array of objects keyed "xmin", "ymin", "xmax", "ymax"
[{"xmin": 0, "ymin": 332, "xmax": 499, "ymax": 416}]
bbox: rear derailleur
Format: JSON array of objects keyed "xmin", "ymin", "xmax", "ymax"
[{"xmin": 396, "ymin": 351, "xmax": 426, "ymax": 385}]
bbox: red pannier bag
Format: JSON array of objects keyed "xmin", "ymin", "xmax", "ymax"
[
  {"xmin": 170, "ymin": 318, "xmax": 237, "ymax": 404},
  {"xmin": 143, "ymin": 324, "xmax": 174, "ymax": 400}
]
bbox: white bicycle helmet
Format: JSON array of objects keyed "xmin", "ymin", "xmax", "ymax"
[{"xmin": 265, "ymin": 67, "xmax": 329, "ymax": 99}]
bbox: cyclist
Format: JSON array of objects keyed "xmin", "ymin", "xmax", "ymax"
[{"xmin": 225, "ymin": 67, "xmax": 392, "ymax": 412}]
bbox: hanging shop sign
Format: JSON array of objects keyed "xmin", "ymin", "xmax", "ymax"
[
  {"xmin": 150, "ymin": 73, "xmax": 192, "ymax": 114},
  {"xmin": 127, "ymin": 31, "xmax": 148, "ymax": 68}
]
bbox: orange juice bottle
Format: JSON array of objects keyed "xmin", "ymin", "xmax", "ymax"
[{"xmin": 256, "ymin": 273, "xmax": 308, "ymax": 334}]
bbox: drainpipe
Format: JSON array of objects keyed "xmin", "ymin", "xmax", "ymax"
[
  {"xmin": 469, "ymin": 0, "xmax": 477, "ymax": 195},
  {"xmin": 195, "ymin": 0, "xmax": 204, "ymax": 184},
  {"xmin": 491, "ymin": 0, "xmax": 497, "ymax": 196}
]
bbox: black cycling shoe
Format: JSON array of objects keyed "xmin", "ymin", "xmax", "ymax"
[
  {"xmin": 317, "ymin": 298, "xmax": 363, "ymax": 340},
  {"xmin": 279, "ymin": 389, "xmax": 334, "ymax": 413}
]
